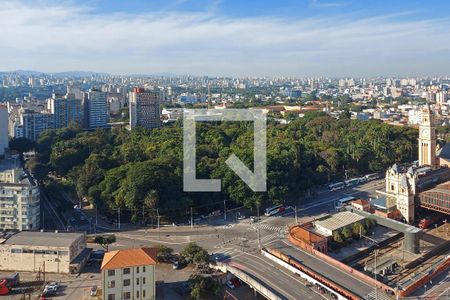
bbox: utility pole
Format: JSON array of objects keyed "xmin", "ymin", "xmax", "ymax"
[
  {"xmin": 157, "ymin": 209, "xmax": 160, "ymax": 238},
  {"xmin": 190, "ymin": 207, "xmax": 193, "ymax": 229},
  {"xmin": 294, "ymin": 205, "xmax": 298, "ymax": 224},
  {"xmin": 374, "ymin": 249, "xmax": 378, "ymax": 300},
  {"xmin": 257, "ymin": 228, "xmax": 261, "ymax": 251},
  {"xmin": 118, "ymin": 207, "xmax": 121, "ymax": 230},
  {"xmin": 402, "ymin": 240, "xmax": 405, "ymax": 264},
  {"xmin": 224, "ymin": 199, "xmax": 227, "ymax": 221}
]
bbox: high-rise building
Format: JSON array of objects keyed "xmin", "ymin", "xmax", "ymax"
[
  {"xmin": 49, "ymin": 93, "xmax": 84, "ymax": 128},
  {"xmin": 0, "ymin": 158, "xmax": 40, "ymax": 230},
  {"xmin": 66, "ymin": 96, "xmax": 84, "ymax": 126},
  {"xmin": 84, "ymin": 89, "xmax": 108, "ymax": 129},
  {"xmin": 129, "ymin": 88, "xmax": 161, "ymax": 130},
  {"xmin": 21, "ymin": 110, "xmax": 55, "ymax": 141},
  {"xmin": 48, "ymin": 96, "xmax": 67, "ymax": 128},
  {"xmin": 0, "ymin": 105, "xmax": 8, "ymax": 156}
]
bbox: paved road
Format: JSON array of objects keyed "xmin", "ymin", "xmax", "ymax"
[
  {"xmin": 104, "ymin": 180, "xmax": 386, "ymax": 299},
  {"xmin": 229, "ymin": 250, "xmax": 323, "ymax": 300},
  {"xmin": 40, "ymin": 190, "xmax": 67, "ymax": 231}
]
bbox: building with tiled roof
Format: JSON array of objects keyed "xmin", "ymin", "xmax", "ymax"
[{"xmin": 101, "ymin": 247, "xmax": 157, "ymax": 300}]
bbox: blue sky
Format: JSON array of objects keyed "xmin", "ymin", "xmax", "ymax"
[{"xmin": 1, "ymin": 0, "xmax": 450, "ymax": 76}]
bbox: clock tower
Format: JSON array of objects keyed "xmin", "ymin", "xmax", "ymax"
[{"xmin": 418, "ymin": 105, "xmax": 438, "ymax": 168}]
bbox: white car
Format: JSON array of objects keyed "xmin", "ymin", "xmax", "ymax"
[
  {"xmin": 46, "ymin": 282, "xmax": 60, "ymax": 290},
  {"xmin": 90, "ymin": 286, "xmax": 97, "ymax": 296}
]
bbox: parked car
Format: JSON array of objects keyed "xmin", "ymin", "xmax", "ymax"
[
  {"xmin": 237, "ymin": 213, "xmax": 246, "ymax": 220},
  {"xmin": 172, "ymin": 261, "xmax": 180, "ymax": 270},
  {"xmin": 90, "ymin": 286, "xmax": 97, "ymax": 296},
  {"xmin": 43, "ymin": 282, "xmax": 59, "ymax": 296},
  {"xmin": 226, "ymin": 280, "xmax": 235, "ymax": 289}
]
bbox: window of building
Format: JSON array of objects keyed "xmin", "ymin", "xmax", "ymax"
[
  {"xmin": 143, "ymin": 266, "xmax": 146, "ymax": 272},
  {"xmin": 123, "ymin": 268, "xmax": 131, "ymax": 275},
  {"xmin": 137, "ymin": 291, "xmax": 140, "ymax": 298},
  {"xmin": 108, "ymin": 270, "xmax": 115, "ymax": 277},
  {"xmin": 136, "ymin": 266, "xmax": 139, "ymax": 273},
  {"xmin": 107, "ymin": 294, "xmax": 115, "ymax": 300},
  {"xmin": 143, "ymin": 290, "xmax": 146, "ymax": 298},
  {"xmin": 143, "ymin": 277, "xmax": 146, "ymax": 284},
  {"xmin": 136, "ymin": 278, "xmax": 140, "ymax": 285},
  {"xmin": 123, "ymin": 279, "xmax": 131, "ymax": 286},
  {"xmin": 108, "ymin": 281, "xmax": 115, "ymax": 288},
  {"xmin": 123, "ymin": 292, "xmax": 131, "ymax": 300}
]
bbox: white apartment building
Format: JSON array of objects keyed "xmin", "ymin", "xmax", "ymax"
[
  {"xmin": 0, "ymin": 159, "xmax": 40, "ymax": 230},
  {"xmin": 0, "ymin": 105, "xmax": 8, "ymax": 156},
  {"xmin": 101, "ymin": 248, "xmax": 157, "ymax": 300}
]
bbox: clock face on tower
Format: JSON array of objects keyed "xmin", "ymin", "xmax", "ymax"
[{"xmin": 421, "ymin": 129, "xmax": 429, "ymax": 137}]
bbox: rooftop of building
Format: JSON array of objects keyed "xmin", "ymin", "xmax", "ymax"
[
  {"xmin": 290, "ymin": 224, "xmax": 327, "ymax": 244},
  {"xmin": 101, "ymin": 247, "xmax": 157, "ymax": 271},
  {"xmin": 314, "ymin": 211, "xmax": 365, "ymax": 234},
  {"xmin": 351, "ymin": 199, "xmax": 370, "ymax": 206},
  {"xmin": 1, "ymin": 231, "xmax": 84, "ymax": 248},
  {"xmin": 0, "ymin": 158, "xmax": 21, "ymax": 173},
  {"xmin": 437, "ymin": 143, "xmax": 450, "ymax": 160},
  {"xmin": 420, "ymin": 180, "xmax": 450, "ymax": 195}
]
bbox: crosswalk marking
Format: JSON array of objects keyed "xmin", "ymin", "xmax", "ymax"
[{"xmin": 252, "ymin": 224, "xmax": 288, "ymax": 234}]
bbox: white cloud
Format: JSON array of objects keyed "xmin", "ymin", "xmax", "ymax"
[{"xmin": 0, "ymin": 0, "xmax": 449, "ymax": 76}]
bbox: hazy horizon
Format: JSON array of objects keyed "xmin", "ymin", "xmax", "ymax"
[{"xmin": 1, "ymin": 0, "xmax": 450, "ymax": 77}]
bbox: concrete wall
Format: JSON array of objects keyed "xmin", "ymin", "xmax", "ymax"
[{"xmin": 0, "ymin": 245, "xmax": 71, "ymax": 273}]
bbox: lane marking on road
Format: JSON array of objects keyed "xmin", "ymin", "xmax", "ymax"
[{"xmin": 232, "ymin": 250, "xmax": 327, "ymax": 299}]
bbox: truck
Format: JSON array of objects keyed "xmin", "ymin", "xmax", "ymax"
[
  {"xmin": 0, "ymin": 273, "xmax": 21, "ymax": 296},
  {"xmin": 418, "ymin": 213, "xmax": 444, "ymax": 229}
]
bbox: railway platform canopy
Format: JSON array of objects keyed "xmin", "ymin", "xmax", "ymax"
[{"xmin": 419, "ymin": 181, "xmax": 450, "ymax": 215}]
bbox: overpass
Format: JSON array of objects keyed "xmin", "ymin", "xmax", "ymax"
[
  {"xmin": 225, "ymin": 264, "xmax": 285, "ymax": 300},
  {"xmin": 345, "ymin": 206, "xmax": 423, "ymax": 253}
]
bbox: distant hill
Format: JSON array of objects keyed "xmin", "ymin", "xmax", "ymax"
[{"xmin": 0, "ymin": 70, "xmax": 109, "ymax": 77}]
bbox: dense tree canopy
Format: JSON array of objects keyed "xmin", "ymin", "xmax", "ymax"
[{"xmin": 33, "ymin": 113, "xmax": 418, "ymax": 221}]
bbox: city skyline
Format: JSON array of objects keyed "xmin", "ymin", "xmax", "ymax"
[{"xmin": 1, "ymin": 0, "xmax": 450, "ymax": 77}]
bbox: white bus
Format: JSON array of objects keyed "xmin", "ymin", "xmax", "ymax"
[
  {"xmin": 344, "ymin": 178, "xmax": 360, "ymax": 187},
  {"xmin": 364, "ymin": 173, "xmax": 380, "ymax": 181},
  {"xmin": 328, "ymin": 182, "xmax": 345, "ymax": 191},
  {"xmin": 264, "ymin": 204, "xmax": 285, "ymax": 216},
  {"xmin": 336, "ymin": 196, "xmax": 356, "ymax": 208}
]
